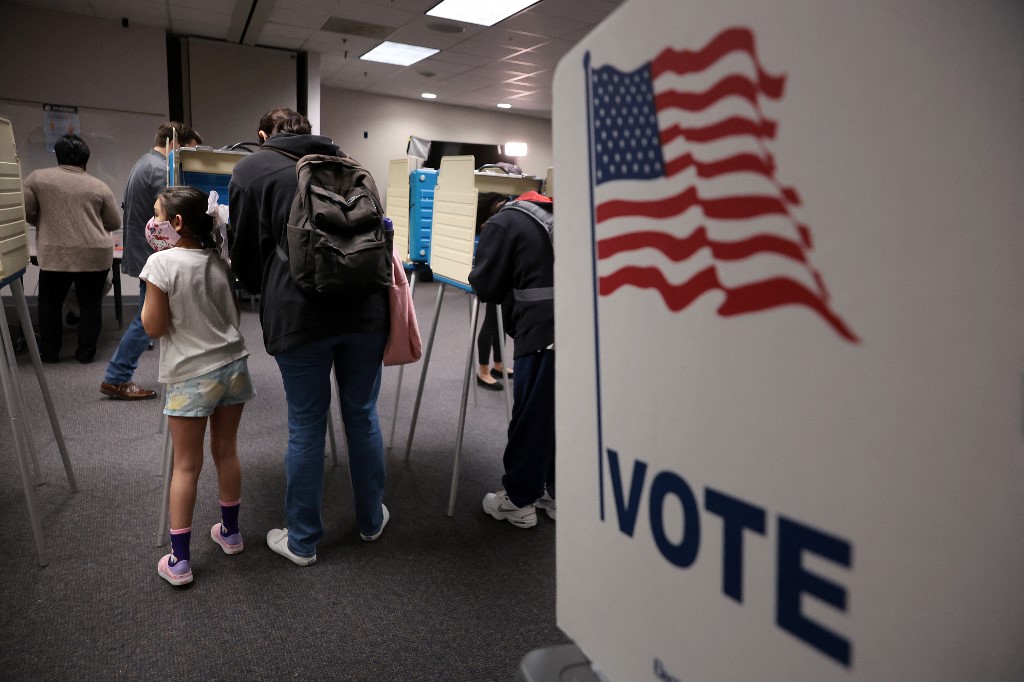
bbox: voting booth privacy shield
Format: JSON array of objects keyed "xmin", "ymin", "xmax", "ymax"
[
  {"xmin": 552, "ymin": 1, "xmax": 1024, "ymax": 679},
  {"xmin": 0, "ymin": 118, "xmax": 30, "ymax": 278}
]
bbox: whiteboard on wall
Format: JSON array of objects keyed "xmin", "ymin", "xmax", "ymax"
[
  {"xmin": 0, "ymin": 99, "xmax": 164, "ymax": 296},
  {"xmin": 552, "ymin": 0, "xmax": 1024, "ymax": 680},
  {"xmin": 187, "ymin": 38, "xmax": 297, "ymax": 150}
]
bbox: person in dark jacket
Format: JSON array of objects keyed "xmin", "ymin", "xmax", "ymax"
[
  {"xmin": 469, "ymin": 190, "xmax": 555, "ymax": 528},
  {"xmin": 100, "ymin": 121, "xmax": 202, "ymax": 400},
  {"xmin": 229, "ymin": 108, "xmax": 390, "ymax": 565}
]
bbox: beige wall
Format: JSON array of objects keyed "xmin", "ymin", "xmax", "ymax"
[
  {"xmin": 0, "ymin": 2, "xmax": 168, "ymax": 298},
  {"xmin": 320, "ymin": 87, "xmax": 552, "ymax": 208},
  {"xmin": 187, "ymin": 37, "xmax": 297, "ymax": 149}
]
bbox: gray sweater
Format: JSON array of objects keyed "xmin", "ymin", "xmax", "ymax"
[
  {"xmin": 23, "ymin": 165, "xmax": 121, "ymax": 272},
  {"xmin": 120, "ymin": 149, "xmax": 168, "ymax": 277}
]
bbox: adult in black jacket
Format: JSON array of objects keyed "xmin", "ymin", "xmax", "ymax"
[
  {"xmin": 229, "ymin": 108, "xmax": 390, "ymax": 565},
  {"xmin": 469, "ymin": 191, "xmax": 556, "ymax": 528}
]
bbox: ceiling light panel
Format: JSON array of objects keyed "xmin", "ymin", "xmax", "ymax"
[
  {"xmin": 361, "ymin": 41, "xmax": 439, "ymax": 66},
  {"xmin": 426, "ymin": 0, "xmax": 542, "ymax": 27}
]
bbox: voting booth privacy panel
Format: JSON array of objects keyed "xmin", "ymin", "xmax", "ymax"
[
  {"xmin": 553, "ymin": 1, "xmax": 1024, "ymax": 680},
  {"xmin": 0, "ymin": 118, "xmax": 30, "ymax": 279}
]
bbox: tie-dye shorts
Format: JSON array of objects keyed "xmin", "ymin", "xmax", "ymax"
[{"xmin": 163, "ymin": 357, "xmax": 255, "ymax": 417}]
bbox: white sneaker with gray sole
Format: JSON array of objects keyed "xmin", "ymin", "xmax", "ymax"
[
  {"xmin": 266, "ymin": 528, "xmax": 316, "ymax": 566},
  {"xmin": 360, "ymin": 504, "xmax": 390, "ymax": 541},
  {"xmin": 482, "ymin": 490, "xmax": 538, "ymax": 528},
  {"xmin": 535, "ymin": 492, "xmax": 556, "ymax": 521}
]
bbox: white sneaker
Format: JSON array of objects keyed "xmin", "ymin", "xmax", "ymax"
[
  {"xmin": 360, "ymin": 504, "xmax": 390, "ymax": 541},
  {"xmin": 266, "ymin": 528, "xmax": 316, "ymax": 566},
  {"xmin": 535, "ymin": 491, "xmax": 556, "ymax": 521},
  {"xmin": 482, "ymin": 491, "xmax": 537, "ymax": 528}
]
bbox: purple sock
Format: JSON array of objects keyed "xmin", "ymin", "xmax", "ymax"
[
  {"xmin": 169, "ymin": 527, "xmax": 192, "ymax": 564},
  {"xmin": 220, "ymin": 499, "xmax": 241, "ymax": 536}
]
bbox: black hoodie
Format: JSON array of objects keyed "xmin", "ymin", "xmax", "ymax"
[
  {"xmin": 469, "ymin": 195, "xmax": 554, "ymax": 357},
  {"xmin": 229, "ymin": 132, "xmax": 387, "ymax": 355}
]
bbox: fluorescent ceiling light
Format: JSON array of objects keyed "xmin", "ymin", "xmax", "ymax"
[
  {"xmin": 361, "ymin": 41, "xmax": 439, "ymax": 66},
  {"xmin": 421, "ymin": 92, "xmax": 438, "ymax": 99},
  {"xmin": 505, "ymin": 142, "xmax": 528, "ymax": 157},
  {"xmin": 426, "ymin": 0, "xmax": 542, "ymax": 27},
  {"xmin": 497, "ymin": 103, "xmax": 512, "ymax": 109}
]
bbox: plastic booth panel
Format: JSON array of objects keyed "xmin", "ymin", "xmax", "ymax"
[{"xmin": 0, "ymin": 117, "xmax": 30, "ymax": 278}]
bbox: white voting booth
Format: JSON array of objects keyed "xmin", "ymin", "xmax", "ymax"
[
  {"xmin": 0, "ymin": 117, "xmax": 77, "ymax": 567},
  {"xmin": 552, "ymin": 0, "xmax": 1024, "ymax": 679}
]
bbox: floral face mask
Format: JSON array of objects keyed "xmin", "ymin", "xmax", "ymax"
[{"xmin": 145, "ymin": 217, "xmax": 180, "ymax": 251}]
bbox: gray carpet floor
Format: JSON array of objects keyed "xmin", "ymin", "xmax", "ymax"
[{"xmin": 0, "ymin": 280, "xmax": 567, "ymax": 681}]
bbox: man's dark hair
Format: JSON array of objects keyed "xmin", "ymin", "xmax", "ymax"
[
  {"xmin": 153, "ymin": 122, "xmax": 202, "ymax": 147},
  {"xmin": 54, "ymin": 134, "xmax": 90, "ymax": 168},
  {"xmin": 476, "ymin": 191, "xmax": 509, "ymax": 232},
  {"xmin": 181, "ymin": 127, "xmax": 203, "ymax": 146},
  {"xmin": 258, "ymin": 108, "xmax": 312, "ymax": 138}
]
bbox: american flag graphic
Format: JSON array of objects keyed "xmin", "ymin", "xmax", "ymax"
[{"xmin": 586, "ymin": 27, "xmax": 857, "ymax": 343}]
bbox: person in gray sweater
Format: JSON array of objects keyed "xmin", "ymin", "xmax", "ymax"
[{"xmin": 23, "ymin": 134, "xmax": 120, "ymax": 363}]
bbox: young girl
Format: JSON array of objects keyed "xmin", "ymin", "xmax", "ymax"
[{"xmin": 140, "ymin": 186, "xmax": 254, "ymax": 587}]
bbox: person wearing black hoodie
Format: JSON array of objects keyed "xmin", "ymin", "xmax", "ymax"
[
  {"xmin": 229, "ymin": 108, "xmax": 390, "ymax": 566},
  {"xmin": 469, "ymin": 191, "xmax": 556, "ymax": 529}
]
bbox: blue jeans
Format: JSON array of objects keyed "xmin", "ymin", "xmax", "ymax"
[
  {"xmin": 103, "ymin": 280, "xmax": 153, "ymax": 384},
  {"xmin": 274, "ymin": 331, "xmax": 388, "ymax": 556}
]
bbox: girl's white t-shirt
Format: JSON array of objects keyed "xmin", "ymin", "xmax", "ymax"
[{"xmin": 140, "ymin": 248, "xmax": 249, "ymax": 384}]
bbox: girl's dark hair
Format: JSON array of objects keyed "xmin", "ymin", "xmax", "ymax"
[
  {"xmin": 258, "ymin": 108, "xmax": 312, "ymax": 138},
  {"xmin": 157, "ymin": 186, "xmax": 221, "ymax": 251}
]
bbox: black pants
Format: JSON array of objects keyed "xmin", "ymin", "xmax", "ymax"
[
  {"xmin": 477, "ymin": 302, "xmax": 504, "ymax": 365},
  {"xmin": 502, "ymin": 349, "xmax": 555, "ymax": 507},
  {"xmin": 37, "ymin": 269, "xmax": 107, "ymax": 361}
]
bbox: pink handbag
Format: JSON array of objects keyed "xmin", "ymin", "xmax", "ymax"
[{"xmin": 383, "ymin": 251, "xmax": 422, "ymax": 366}]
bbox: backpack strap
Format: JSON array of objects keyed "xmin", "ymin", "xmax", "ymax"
[{"xmin": 501, "ymin": 200, "xmax": 553, "ymax": 244}]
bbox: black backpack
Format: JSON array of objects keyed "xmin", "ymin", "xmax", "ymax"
[{"xmin": 270, "ymin": 149, "xmax": 392, "ymax": 298}]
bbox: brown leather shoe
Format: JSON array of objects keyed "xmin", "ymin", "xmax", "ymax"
[{"xmin": 100, "ymin": 381, "xmax": 157, "ymax": 401}]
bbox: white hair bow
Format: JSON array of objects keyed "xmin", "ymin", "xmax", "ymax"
[{"xmin": 206, "ymin": 190, "xmax": 231, "ymax": 261}]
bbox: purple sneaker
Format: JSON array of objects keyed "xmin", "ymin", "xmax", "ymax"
[
  {"xmin": 158, "ymin": 554, "xmax": 193, "ymax": 586},
  {"xmin": 210, "ymin": 523, "xmax": 244, "ymax": 555}
]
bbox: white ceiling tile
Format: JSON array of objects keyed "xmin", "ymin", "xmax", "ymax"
[
  {"xmin": 170, "ymin": 19, "xmax": 228, "ymax": 40},
  {"xmin": 303, "ymin": 31, "xmax": 380, "ymax": 55},
  {"xmin": 257, "ymin": 34, "xmax": 306, "ymax": 50},
  {"xmin": 329, "ymin": 0, "xmax": 417, "ymax": 28},
  {"xmin": 259, "ymin": 22, "xmax": 316, "ymax": 40},
  {"xmin": 170, "ymin": 6, "xmax": 232, "ymax": 27},
  {"xmin": 529, "ymin": 0, "xmax": 618, "ymax": 21},
  {"xmin": 267, "ymin": 4, "xmax": 335, "ymax": 30},
  {"xmin": 497, "ymin": 10, "xmax": 587, "ymax": 39},
  {"xmin": 9, "ymin": 0, "xmax": 630, "ymax": 118},
  {"xmin": 450, "ymin": 40, "xmax": 522, "ymax": 60},
  {"xmin": 427, "ymin": 50, "xmax": 493, "ymax": 68},
  {"xmin": 273, "ymin": 0, "xmax": 334, "ymax": 10},
  {"xmin": 169, "ymin": 0, "xmax": 236, "ymax": 11},
  {"xmin": 386, "ymin": 16, "xmax": 486, "ymax": 50}
]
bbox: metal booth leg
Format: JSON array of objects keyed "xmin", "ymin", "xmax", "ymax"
[
  {"xmin": 447, "ymin": 295, "xmax": 481, "ymax": 516},
  {"xmin": 0, "ymin": 298, "xmax": 49, "ymax": 566},
  {"xmin": 404, "ymin": 282, "xmax": 445, "ymax": 463},
  {"xmin": 10, "ymin": 279, "xmax": 77, "ymax": 490}
]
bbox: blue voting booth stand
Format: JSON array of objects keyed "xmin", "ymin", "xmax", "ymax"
[{"xmin": 408, "ymin": 168, "xmax": 438, "ymax": 265}]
